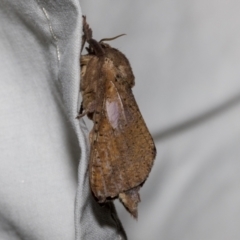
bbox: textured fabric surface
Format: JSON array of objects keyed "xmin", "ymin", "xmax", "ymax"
[
  {"xmin": 2, "ymin": 1, "xmax": 240, "ymax": 240},
  {"xmin": 80, "ymin": 1, "xmax": 240, "ymax": 240},
  {"xmin": 0, "ymin": 1, "xmax": 125, "ymax": 239}
]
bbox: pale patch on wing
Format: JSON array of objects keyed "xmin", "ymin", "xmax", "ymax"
[
  {"xmin": 106, "ymin": 100, "xmax": 119, "ymax": 129},
  {"xmin": 106, "ymin": 81, "xmax": 126, "ymax": 129}
]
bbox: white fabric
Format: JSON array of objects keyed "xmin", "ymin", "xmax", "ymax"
[
  {"xmin": 0, "ymin": 1, "xmax": 125, "ymax": 240},
  {"xmin": 81, "ymin": 1, "xmax": 240, "ymax": 240}
]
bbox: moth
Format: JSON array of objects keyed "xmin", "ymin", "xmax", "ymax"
[{"xmin": 78, "ymin": 16, "xmax": 156, "ymax": 218}]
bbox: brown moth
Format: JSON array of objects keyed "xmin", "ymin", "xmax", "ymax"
[{"xmin": 78, "ymin": 16, "xmax": 156, "ymax": 218}]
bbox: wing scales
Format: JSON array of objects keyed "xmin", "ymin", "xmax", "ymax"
[{"xmin": 89, "ymin": 78, "xmax": 156, "ymax": 201}]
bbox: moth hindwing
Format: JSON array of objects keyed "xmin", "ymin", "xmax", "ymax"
[{"xmin": 78, "ymin": 16, "xmax": 156, "ymax": 218}]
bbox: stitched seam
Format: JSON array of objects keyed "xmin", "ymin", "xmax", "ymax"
[{"xmin": 36, "ymin": 1, "xmax": 61, "ymax": 63}]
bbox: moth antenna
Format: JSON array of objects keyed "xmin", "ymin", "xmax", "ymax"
[
  {"xmin": 99, "ymin": 34, "xmax": 126, "ymax": 43},
  {"xmin": 81, "ymin": 16, "xmax": 91, "ymax": 52},
  {"xmin": 81, "ymin": 34, "xmax": 86, "ymax": 53},
  {"xmin": 82, "ymin": 16, "xmax": 104, "ymax": 56},
  {"xmin": 82, "ymin": 15, "xmax": 93, "ymax": 41}
]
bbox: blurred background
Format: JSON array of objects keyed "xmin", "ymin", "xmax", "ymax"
[{"xmin": 81, "ymin": 1, "xmax": 240, "ymax": 240}]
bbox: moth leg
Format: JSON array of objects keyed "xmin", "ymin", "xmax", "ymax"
[
  {"xmin": 76, "ymin": 105, "xmax": 90, "ymax": 119},
  {"xmin": 76, "ymin": 111, "xmax": 89, "ymax": 119},
  {"xmin": 76, "ymin": 100, "xmax": 97, "ymax": 119},
  {"xmin": 76, "ymin": 102, "xmax": 85, "ymax": 119}
]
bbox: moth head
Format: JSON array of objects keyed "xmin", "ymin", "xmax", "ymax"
[{"xmin": 86, "ymin": 34, "xmax": 126, "ymax": 56}]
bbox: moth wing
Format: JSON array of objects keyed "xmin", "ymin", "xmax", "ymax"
[{"xmin": 89, "ymin": 79, "xmax": 156, "ymax": 201}]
